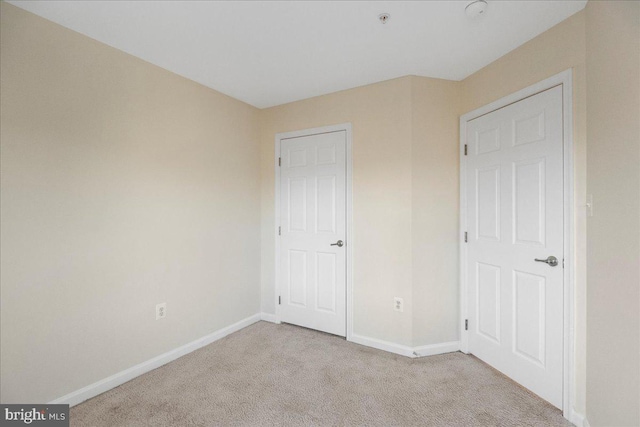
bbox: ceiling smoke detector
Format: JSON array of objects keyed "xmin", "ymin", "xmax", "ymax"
[
  {"xmin": 465, "ymin": 0, "xmax": 488, "ymax": 19},
  {"xmin": 378, "ymin": 13, "xmax": 390, "ymax": 24}
]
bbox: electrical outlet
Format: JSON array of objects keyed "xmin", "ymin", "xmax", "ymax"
[
  {"xmin": 156, "ymin": 303, "xmax": 166, "ymax": 320},
  {"xmin": 394, "ymin": 297, "xmax": 404, "ymax": 312}
]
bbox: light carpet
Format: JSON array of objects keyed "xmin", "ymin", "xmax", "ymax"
[{"xmin": 71, "ymin": 321, "xmax": 573, "ymax": 426}]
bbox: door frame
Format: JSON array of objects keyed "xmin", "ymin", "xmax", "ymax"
[
  {"xmin": 274, "ymin": 123, "xmax": 354, "ymax": 340},
  {"xmin": 459, "ymin": 69, "xmax": 575, "ymax": 418}
]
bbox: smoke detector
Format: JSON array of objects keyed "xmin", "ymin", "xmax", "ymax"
[
  {"xmin": 465, "ymin": 0, "xmax": 488, "ymax": 18},
  {"xmin": 379, "ymin": 13, "xmax": 390, "ymax": 24}
]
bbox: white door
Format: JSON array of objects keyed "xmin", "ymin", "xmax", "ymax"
[
  {"xmin": 279, "ymin": 130, "xmax": 347, "ymax": 336},
  {"xmin": 465, "ymin": 86, "xmax": 564, "ymax": 408}
]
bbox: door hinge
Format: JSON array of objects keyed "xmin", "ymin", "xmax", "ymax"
[
  {"xmin": 278, "ymin": 296, "xmax": 281, "ymax": 305},
  {"xmin": 278, "ymin": 157, "xmax": 281, "ymax": 167},
  {"xmin": 464, "ymin": 232, "xmax": 468, "ymax": 243},
  {"xmin": 465, "ymin": 319, "xmax": 468, "ymax": 331},
  {"xmin": 278, "ymin": 226, "xmax": 281, "ymax": 236},
  {"xmin": 464, "ymin": 144, "xmax": 468, "ymax": 156}
]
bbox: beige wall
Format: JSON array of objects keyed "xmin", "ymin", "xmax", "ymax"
[
  {"xmin": 461, "ymin": 10, "xmax": 588, "ymax": 414},
  {"xmin": 411, "ymin": 77, "xmax": 462, "ymax": 346},
  {"xmin": 585, "ymin": 1, "xmax": 640, "ymax": 426},
  {"xmin": 259, "ymin": 77, "xmax": 462, "ymax": 348},
  {"xmin": 260, "ymin": 77, "xmax": 416, "ymax": 346},
  {"xmin": 0, "ymin": 3, "xmax": 261, "ymax": 403}
]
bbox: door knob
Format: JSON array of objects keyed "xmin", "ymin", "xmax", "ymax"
[
  {"xmin": 534, "ymin": 256, "xmax": 558, "ymax": 267},
  {"xmin": 331, "ymin": 240, "xmax": 344, "ymax": 247}
]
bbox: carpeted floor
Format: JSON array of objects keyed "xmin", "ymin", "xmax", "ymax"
[{"xmin": 71, "ymin": 321, "xmax": 573, "ymax": 426}]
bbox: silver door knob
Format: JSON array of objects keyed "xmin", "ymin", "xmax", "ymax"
[
  {"xmin": 331, "ymin": 240, "xmax": 344, "ymax": 247},
  {"xmin": 534, "ymin": 256, "xmax": 558, "ymax": 267}
]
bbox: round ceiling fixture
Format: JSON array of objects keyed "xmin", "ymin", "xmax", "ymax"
[
  {"xmin": 379, "ymin": 13, "xmax": 390, "ymax": 24},
  {"xmin": 465, "ymin": 0, "xmax": 488, "ymax": 18}
]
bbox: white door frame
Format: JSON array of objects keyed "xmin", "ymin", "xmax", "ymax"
[
  {"xmin": 274, "ymin": 123, "xmax": 354, "ymax": 340},
  {"xmin": 459, "ymin": 69, "xmax": 575, "ymax": 419}
]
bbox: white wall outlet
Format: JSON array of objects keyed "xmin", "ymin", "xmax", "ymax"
[
  {"xmin": 394, "ymin": 297, "xmax": 404, "ymax": 312},
  {"xmin": 156, "ymin": 303, "xmax": 166, "ymax": 320}
]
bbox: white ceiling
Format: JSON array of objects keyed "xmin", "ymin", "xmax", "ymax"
[{"xmin": 9, "ymin": 1, "xmax": 587, "ymax": 108}]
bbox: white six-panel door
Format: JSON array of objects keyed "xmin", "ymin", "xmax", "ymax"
[
  {"xmin": 279, "ymin": 130, "xmax": 347, "ymax": 337},
  {"xmin": 466, "ymin": 86, "xmax": 564, "ymax": 408}
]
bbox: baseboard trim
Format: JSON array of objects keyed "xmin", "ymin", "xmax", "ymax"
[
  {"xmin": 413, "ymin": 341, "xmax": 460, "ymax": 357},
  {"xmin": 260, "ymin": 312, "xmax": 278, "ymax": 323},
  {"xmin": 350, "ymin": 334, "xmax": 415, "ymax": 357},
  {"xmin": 349, "ymin": 334, "xmax": 459, "ymax": 359},
  {"xmin": 49, "ymin": 313, "xmax": 262, "ymax": 407},
  {"xmin": 570, "ymin": 409, "xmax": 585, "ymax": 427}
]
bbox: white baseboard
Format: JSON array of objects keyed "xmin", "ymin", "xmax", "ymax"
[
  {"xmin": 569, "ymin": 409, "xmax": 585, "ymax": 427},
  {"xmin": 350, "ymin": 334, "xmax": 415, "ymax": 357},
  {"xmin": 413, "ymin": 341, "xmax": 460, "ymax": 357},
  {"xmin": 49, "ymin": 313, "xmax": 262, "ymax": 407},
  {"xmin": 350, "ymin": 334, "xmax": 459, "ymax": 359},
  {"xmin": 260, "ymin": 312, "xmax": 278, "ymax": 323}
]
